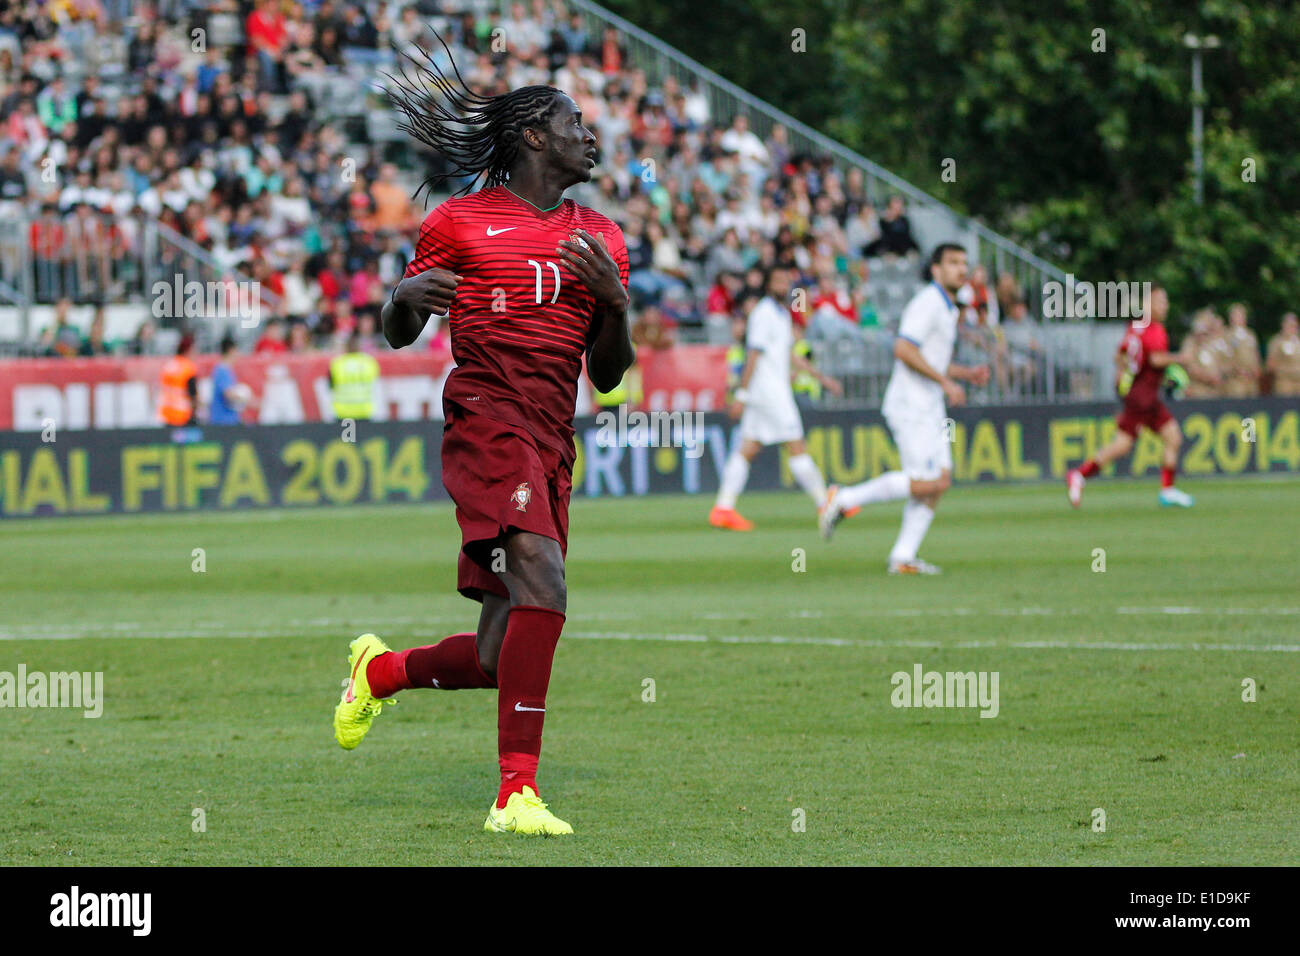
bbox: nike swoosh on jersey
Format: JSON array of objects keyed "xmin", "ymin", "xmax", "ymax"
[
  {"xmin": 486, "ymin": 226, "xmax": 519, "ymax": 236},
  {"xmin": 514, "ymin": 702, "xmax": 546, "ymax": 712}
]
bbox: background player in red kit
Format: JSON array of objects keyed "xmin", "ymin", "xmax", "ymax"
[
  {"xmin": 332, "ymin": 36, "xmax": 632, "ymax": 836},
  {"xmin": 1067, "ymin": 285, "xmax": 1200, "ymax": 508}
]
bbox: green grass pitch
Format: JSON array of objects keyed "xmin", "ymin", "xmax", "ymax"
[{"xmin": 1, "ymin": 477, "xmax": 1297, "ymax": 865}]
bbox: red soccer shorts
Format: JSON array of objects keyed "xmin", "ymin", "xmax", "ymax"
[
  {"xmin": 1115, "ymin": 399, "xmax": 1173, "ymax": 438},
  {"xmin": 440, "ymin": 404, "xmax": 572, "ymax": 602}
]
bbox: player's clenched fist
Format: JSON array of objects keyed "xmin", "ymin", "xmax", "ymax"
[
  {"xmin": 556, "ymin": 229, "xmax": 628, "ymax": 309},
  {"xmin": 394, "ymin": 267, "xmax": 461, "ymax": 315}
]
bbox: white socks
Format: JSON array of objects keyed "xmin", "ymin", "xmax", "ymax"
[
  {"xmin": 787, "ymin": 453, "xmax": 827, "ymax": 505},
  {"xmin": 715, "ymin": 451, "xmax": 750, "ymax": 510},
  {"xmin": 889, "ymin": 497, "xmax": 935, "ymax": 564},
  {"xmin": 715, "ymin": 451, "xmax": 828, "ymax": 510},
  {"xmin": 837, "ymin": 470, "xmax": 910, "ymax": 510}
]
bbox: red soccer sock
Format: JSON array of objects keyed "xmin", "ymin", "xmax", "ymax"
[
  {"xmin": 495, "ymin": 605, "xmax": 565, "ymax": 808},
  {"xmin": 366, "ymin": 633, "xmax": 495, "ymax": 699},
  {"xmin": 1078, "ymin": 459, "xmax": 1100, "ymax": 479},
  {"xmin": 1161, "ymin": 466, "xmax": 1176, "ymax": 489}
]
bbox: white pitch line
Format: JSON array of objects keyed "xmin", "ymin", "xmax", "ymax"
[
  {"xmin": 0, "ymin": 627, "xmax": 1295, "ymax": 652},
  {"xmin": 1, "ymin": 605, "xmax": 1296, "ymax": 639},
  {"xmin": 2, "ymin": 605, "xmax": 1298, "ymax": 651},
  {"xmin": 564, "ymin": 631, "xmax": 1300, "ymax": 653}
]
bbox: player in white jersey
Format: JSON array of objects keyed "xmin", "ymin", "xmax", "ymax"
[
  {"xmin": 710, "ymin": 265, "xmax": 843, "ymax": 531},
  {"xmin": 819, "ymin": 244, "xmax": 989, "ymax": 573}
]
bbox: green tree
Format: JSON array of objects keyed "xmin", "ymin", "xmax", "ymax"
[{"xmin": 603, "ymin": 0, "xmax": 1300, "ymax": 337}]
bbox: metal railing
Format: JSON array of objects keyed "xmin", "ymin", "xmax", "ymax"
[{"xmin": 0, "ymin": 213, "xmax": 281, "ymax": 349}]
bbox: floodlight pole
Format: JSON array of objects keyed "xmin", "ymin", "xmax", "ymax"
[{"xmin": 1183, "ymin": 34, "xmax": 1221, "ymax": 206}]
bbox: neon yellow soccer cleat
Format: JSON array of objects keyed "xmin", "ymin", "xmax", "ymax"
[
  {"xmin": 483, "ymin": 786, "xmax": 574, "ymax": 836},
  {"xmin": 333, "ymin": 633, "xmax": 396, "ymax": 750}
]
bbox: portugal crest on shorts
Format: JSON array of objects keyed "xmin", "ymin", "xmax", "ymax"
[{"xmin": 510, "ymin": 482, "xmax": 532, "ymax": 512}]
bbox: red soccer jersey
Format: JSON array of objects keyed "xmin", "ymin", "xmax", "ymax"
[
  {"xmin": 1118, "ymin": 320, "xmax": 1169, "ymax": 408},
  {"xmin": 403, "ymin": 186, "xmax": 629, "ymax": 465}
]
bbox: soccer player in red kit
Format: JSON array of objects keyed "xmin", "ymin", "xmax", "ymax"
[
  {"xmin": 1067, "ymin": 285, "xmax": 1196, "ymax": 508},
  {"xmin": 332, "ymin": 37, "xmax": 632, "ymax": 836}
]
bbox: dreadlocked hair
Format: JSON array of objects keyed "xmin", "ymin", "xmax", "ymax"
[{"xmin": 382, "ymin": 28, "xmax": 564, "ymax": 201}]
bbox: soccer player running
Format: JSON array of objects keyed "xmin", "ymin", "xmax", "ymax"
[
  {"xmin": 820, "ymin": 244, "xmax": 989, "ymax": 574},
  {"xmin": 709, "ymin": 265, "xmax": 842, "ymax": 531},
  {"xmin": 1066, "ymin": 285, "xmax": 1197, "ymax": 508},
  {"xmin": 332, "ymin": 37, "xmax": 632, "ymax": 836}
]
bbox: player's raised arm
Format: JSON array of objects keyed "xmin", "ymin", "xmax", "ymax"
[
  {"xmin": 386, "ymin": 202, "xmax": 462, "ymax": 349},
  {"xmin": 383, "ymin": 267, "xmax": 460, "ymax": 349}
]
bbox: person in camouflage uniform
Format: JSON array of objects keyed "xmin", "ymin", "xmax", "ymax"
[
  {"xmin": 1222, "ymin": 303, "xmax": 1261, "ymax": 397},
  {"xmin": 1266, "ymin": 312, "xmax": 1300, "ymax": 396}
]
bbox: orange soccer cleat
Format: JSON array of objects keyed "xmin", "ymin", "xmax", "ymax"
[{"xmin": 709, "ymin": 506, "xmax": 754, "ymax": 531}]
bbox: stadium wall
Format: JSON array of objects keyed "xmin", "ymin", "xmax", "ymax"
[
  {"xmin": 0, "ymin": 348, "xmax": 730, "ymax": 430},
  {"xmin": 0, "ymin": 399, "xmax": 1295, "ymax": 518}
]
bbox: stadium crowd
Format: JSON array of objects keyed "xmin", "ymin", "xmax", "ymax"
[
  {"xmin": 0, "ymin": 0, "xmax": 937, "ymax": 352},
  {"xmin": 2, "ymin": 0, "xmax": 1299, "ymax": 397}
]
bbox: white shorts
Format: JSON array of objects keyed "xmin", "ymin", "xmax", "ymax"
[
  {"xmin": 739, "ymin": 396, "xmax": 804, "ymax": 445},
  {"xmin": 886, "ymin": 411, "xmax": 952, "ymax": 481}
]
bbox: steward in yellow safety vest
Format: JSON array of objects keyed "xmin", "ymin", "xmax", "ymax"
[
  {"xmin": 792, "ymin": 337, "xmax": 822, "ymax": 402},
  {"xmin": 330, "ymin": 334, "xmax": 380, "ymax": 420}
]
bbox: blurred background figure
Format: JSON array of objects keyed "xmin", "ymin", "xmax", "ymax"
[
  {"xmin": 1266, "ymin": 313, "xmax": 1300, "ymax": 396},
  {"xmin": 159, "ymin": 332, "xmax": 198, "ymax": 426},
  {"xmin": 1223, "ymin": 302, "xmax": 1261, "ymax": 397},
  {"xmin": 329, "ymin": 331, "xmax": 380, "ymax": 421},
  {"xmin": 209, "ymin": 334, "xmax": 256, "ymax": 424},
  {"xmin": 1181, "ymin": 311, "xmax": 1225, "ymax": 398}
]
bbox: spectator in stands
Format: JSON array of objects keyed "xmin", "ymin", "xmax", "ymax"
[
  {"xmin": 355, "ymin": 313, "xmax": 382, "ymax": 355},
  {"xmin": 704, "ymin": 226, "xmax": 746, "ymax": 283},
  {"xmin": 995, "ymin": 271, "xmax": 1022, "ymax": 316},
  {"xmin": 247, "ymin": 0, "xmax": 289, "ymax": 93},
  {"xmin": 845, "ymin": 200, "xmax": 881, "ymax": 257},
  {"xmin": 127, "ymin": 318, "xmax": 158, "ymax": 356},
  {"xmin": 863, "ymin": 195, "xmax": 919, "ymax": 258},
  {"xmin": 632, "ymin": 304, "xmax": 677, "ymax": 352},
  {"xmin": 7, "ymin": 95, "xmax": 47, "ymax": 161},
  {"xmin": 647, "ymin": 219, "xmax": 689, "ymax": 294},
  {"xmin": 1001, "ymin": 299, "xmax": 1044, "ymax": 391},
  {"xmin": 255, "ymin": 317, "xmax": 288, "ymax": 354},
  {"xmin": 279, "ymin": 254, "xmax": 317, "ymax": 325},
  {"xmin": 1223, "ymin": 302, "xmax": 1261, "ymax": 397},
  {"xmin": 369, "ymin": 162, "xmax": 414, "ymax": 232},
  {"xmin": 288, "ymin": 320, "xmax": 312, "ymax": 353},
  {"xmin": 851, "ymin": 260, "xmax": 881, "ymax": 329},
  {"xmin": 597, "ymin": 25, "xmax": 626, "ymax": 74},
  {"xmin": 560, "ymin": 11, "xmax": 589, "ymax": 56},
  {"xmin": 1266, "ymin": 313, "xmax": 1300, "ymax": 396},
  {"xmin": 40, "ymin": 297, "xmax": 82, "ymax": 357},
  {"xmin": 705, "ymin": 270, "xmax": 742, "ymax": 338},
  {"xmin": 958, "ymin": 264, "xmax": 999, "ymax": 327},
  {"xmin": 0, "ymin": 143, "xmax": 26, "ymax": 207},
  {"xmin": 721, "ymin": 114, "xmax": 769, "ymax": 183},
  {"xmin": 808, "ymin": 272, "xmax": 858, "ymax": 340},
  {"xmin": 78, "ymin": 304, "xmax": 116, "ymax": 356}
]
